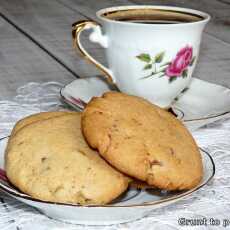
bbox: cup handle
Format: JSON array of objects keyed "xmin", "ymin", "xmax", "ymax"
[{"xmin": 72, "ymin": 20, "xmax": 115, "ymax": 84}]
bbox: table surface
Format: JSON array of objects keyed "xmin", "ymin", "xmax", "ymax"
[{"xmin": 0, "ymin": 0, "xmax": 230, "ymax": 101}]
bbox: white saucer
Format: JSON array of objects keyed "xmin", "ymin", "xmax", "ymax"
[
  {"xmin": 0, "ymin": 137, "xmax": 214, "ymax": 225},
  {"xmin": 60, "ymin": 77, "xmax": 230, "ymax": 131}
]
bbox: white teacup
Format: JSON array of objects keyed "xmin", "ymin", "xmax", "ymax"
[{"xmin": 72, "ymin": 5, "xmax": 210, "ymax": 108}]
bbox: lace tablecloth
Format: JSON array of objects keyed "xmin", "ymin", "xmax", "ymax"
[{"xmin": 1, "ymin": 82, "xmax": 230, "ymax": 230}]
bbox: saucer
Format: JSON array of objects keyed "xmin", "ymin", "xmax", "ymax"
[
  {"xmin": 0, "ymin": 137, "xmax": 214, "ymax": 225},
  {"xmin": 60, "ymin": 77, "xmax": 230, "ymax": 131}
]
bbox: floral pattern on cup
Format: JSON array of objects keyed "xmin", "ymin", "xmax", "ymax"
[{"xmin": 136, "ymin": 45, "xmax": 196, "ymax": 83}]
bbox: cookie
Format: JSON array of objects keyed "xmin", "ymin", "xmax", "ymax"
[
  {"xmin": 6, "ymin": 112, "xmax": 129, "ymax": 204},
  {"xmin": 10, "ymin": 111, "xmax": 74, "ymax": 136},
  {"xmin": 82, "ymin": 92, "xmax": 203, "ymax": 190}
]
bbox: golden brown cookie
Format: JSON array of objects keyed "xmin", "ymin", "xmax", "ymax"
[
  {"xmin": 5, "ymin": 112, "xmax": 129, "ymax": 204},
  {"xmin": 82, "ymin": 92, "xmax": 203, "ymax": 191}
]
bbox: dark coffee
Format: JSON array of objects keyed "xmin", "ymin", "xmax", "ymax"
[
  {"xmin": 101, "ymin": 9, "xmax": 204, "ymax": 24},
  {"xmin": 128, "ymin": 20, "xmax": 186, "ymax": 24}
]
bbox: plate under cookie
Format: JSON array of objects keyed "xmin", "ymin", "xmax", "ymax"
[{"xmin": 0, "ymin": 137, "xmax": 215, "ymax": 225}]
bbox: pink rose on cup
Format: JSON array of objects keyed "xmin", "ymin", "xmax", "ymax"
[
  {"xmin": 137, "ymin": 45, "xmax": 195, "ymax": 82},
  {"xmin": 165, "ymin": 46, "xmax": 193, "ymax": 77}
]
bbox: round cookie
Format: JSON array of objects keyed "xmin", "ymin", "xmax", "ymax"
[
  {"xmin": 82, "ymin": 92, "xmax": 203, "ymax": 191},
  {"xmin": 6, "ymin": 112, "xmax": 129, "ymax": 204}
]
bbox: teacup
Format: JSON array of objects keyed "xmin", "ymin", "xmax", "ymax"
[{"xmin": 72, "ymin": 5, "xmax": 210, "ymax": 108}]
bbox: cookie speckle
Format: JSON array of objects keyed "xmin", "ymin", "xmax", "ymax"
[
  {"xmin": 169, "ymin": 147, "xmax": 175, "ymax": 155},
  {"xmin": 150, "ymin": 160, "xmax": 163, "ymax": 167},
  {"xmin": 41, "ymin": 157, "xmax": 47, "ymax": 162},
  {"xmin": 18, "ymin": 141, "xmax": 24, "ymax": 146},
  {"xmin": 132, "ymin": 118, "xmax": 142, "ymax": 126},
  {"xmin": 78, "ymin": 150, "xmax": 86, "ymax": 156},
  {"xmin": 53, "ymin": 185, "xmax": 64, "ymax": 194}
]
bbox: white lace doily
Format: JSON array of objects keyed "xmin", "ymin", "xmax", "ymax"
[{"xmin": 0, "ymin": 82, "xmax": 230, "ymax": 230}]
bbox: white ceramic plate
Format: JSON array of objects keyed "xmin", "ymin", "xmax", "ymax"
[
  {"xmin": 60, "ymin": 77, "xmax": 230, "ymax": 131},
  {"xmin": 0, "ymin": 137, "xmax": 215, "ymax": 225}
]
